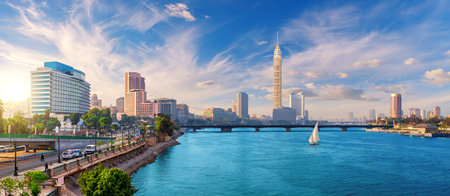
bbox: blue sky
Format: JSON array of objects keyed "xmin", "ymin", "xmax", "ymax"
[{"xmin": 0, "ymin": 0, "xmax": 449, "ymax": 119}]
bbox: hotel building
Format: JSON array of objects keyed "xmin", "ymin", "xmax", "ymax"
[
  {"xmin": 30, "ymin": 61, "xmax": 90, "ymax": 115},
  {"xmin": 390, "ymin": 93, "xmax": 402, "ymax": 118}
]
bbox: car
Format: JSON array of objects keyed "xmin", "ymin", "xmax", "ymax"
[
  {"xmin": 69, "ymin": 149, "xmax": 83, "ymax": 158},
  {"xmin": 62, "ymin": 150, "xmax": 74, "ymax": 160},
  {"xmin": 84, "ymin": 145, "xmax": 96, "ymax": 154}
]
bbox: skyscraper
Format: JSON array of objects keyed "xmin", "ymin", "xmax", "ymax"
[
  {"xmin": 125, "ymin": 72, "xmax": 145, "ymax": 94},
  {"xmin": 348, "ymin": 112, "xmax": 354, "ymax": 121},
  {"xmin": 30, "ymin": 61, "xmax": 90, "ymax": 115},
  {"xmin": 420, "ymin": 109, "xmax": 426, "ymax": 120},
  {"xmin": 116, "ymin": 97, "xmax": 124, "ymax": 113},
  {"xmin": 289, "ymin": 92, "xmax": 304, "ymax": 119},
  {"xmin": 90, "ymin": 94, "xmax": 102, "ymax": 109},
  {"xmin": 369, "ymin": 109, "xmax": 376, "ymax": 121},
  {"xmin": 232, "ymin": 99, "xmax": 237, "ymax": 113},
  {"xmin": 434, "ymin": 106, "xmax": 441, "ymax": 119},
  {"xmin": 390, "ymin": 93, "xmax": 402, "ymax": 118},
  {"xmin": 237, "ymin": 92, "xmax": 249, "ymax": 119},
  {"xmin": 273, "ymin": 32, "xmax": 282, "ymax": 109}
]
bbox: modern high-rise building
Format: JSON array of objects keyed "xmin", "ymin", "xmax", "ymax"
[
  {"xmin": 390, "ymin": 93, "xmax": 402, "ymax": 118},
  {"xmin": 348, "ymin": 112, "xmax": 354, "ymax": 121},
  {"xmin": 273, "ymin": 32, "xmax": 282, "ymax": 109},
  {"xmin": 273, "ymin": 107, "xmax": 296, "ymax": 122},
  {"xmin": 420, "ymin": 109, "xmax": 426, "ymax": 120},
  {"xmin": 433, "ymin": 106, "xmax": 441, "ymax": 119},
  {"xmin": 232, "ymin": 99, "xmax": 237, "ymax": 113},
  {"xmin": 304, "ymin": 110, "xmax": 309, "ymax": 121},
  {"xmin": 125, "ymin": 72, "xmax": 145, "ymax": 94},
  {"xmin": 176, "ymin": 104, "xmax": 189, "ymax": 123},
  {"xmin": 124, "ymin": 72, "xmax": 159, "ymax": 117},
  {"xmin": 236, "ymin": 92, "xmax": 249, "ymax": 119},
  {"xmin": 30, "ymin": 61, "xmax": 90, "ymax": 115},
  {"xmin": 369, "ymin": 109, "xmax": 376, "ymax": 121},
  {"xmin": 90, "ymin": 93, "xmax": 102, "ymax": 109},
  {"xmin": 155, "ymin": 98, "xmax": 178, "ymax": 120},
  {"xmin": 289, "ymin": 92, "xmax": 299, "ymax": 117},
  {"xmin": 408, "ymin": 108, "xmax": 420, "ymax": 117},
  {"xmin": 116, "ymin": 97, "xmax": 124, "ymax": 113}
]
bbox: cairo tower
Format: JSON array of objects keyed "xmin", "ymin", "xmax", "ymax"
[{"xmin": 273, "ymin": 32, "xmax": 282, "ymax": 109}]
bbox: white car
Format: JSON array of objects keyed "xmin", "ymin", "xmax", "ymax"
[
  {"xmin": 62, "ymin": 150, "xmax": 74, "ymax": 160},
  {"xmin": 84, "ymin": 145, "xmax": 96, "ymax": 154}
]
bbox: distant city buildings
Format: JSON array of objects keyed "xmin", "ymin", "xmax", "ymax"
[
  {"xmin": 348, "ymin": 112, "xmax": 354, "ymax": 121},
  {"xmin": 90, "ymin": 93, "xmax": 102, "ymax": 109},
  {"xmin": 273, "ymin": 32, "xmax": 282, "ymax": 109},
  {"xmin": 289, "ymin": 92, "xmax": 305, "ymax": 120},
  {"xmin": 116, "ymin": 97, "xmax": 124, "ymax": 113},
  {"xmin": 408, "ymin": 108, "xmax": 420, "ymax": 117},
  {"xmin": 155, "ymin": 98, "xmax": 178, "ymax": 120},
  {"xmin": 30, "ymin": 61, "xmax": 90, "ymax": 116},
  {"xmin": 204, "ymin": 107, "xmax": 237, "ymax": 122},
  {"xmin": 369, "ymin": 109, "xmax": 376, "ymax": 121},
  {"xmin": 433, "ymin": 106, "xmax": 441, "ymax": 119},
  {"xmin": 177, "ymin": 104, "xmax": 190, "ymax": 123},
  {"xmin": 390, "ymin": 93, "xmax": 402, "ymax": 118},
  {"xmin": 236, "ymin": 92, "xmax": 249, "ymax": 119},
  {"xmin": 273, "ymin": 107, "xmax": 296, "ymax": 122}
]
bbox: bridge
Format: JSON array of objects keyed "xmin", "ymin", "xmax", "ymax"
[
  {"xmin": 181, "ymin": 124, "xmax": 392, "ymax": 132},
  {"xmin": 0, "ymin": 134, "xmax": 114, "ymax": 151}
]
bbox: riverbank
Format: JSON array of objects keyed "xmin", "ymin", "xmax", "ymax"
[
  {"xmin": 64, "ymin": 138, "xmax": 180, "ymax": 195},
  {"xmin": 366, "ymin": 128, "xmax": 450, "ymax": 138}
]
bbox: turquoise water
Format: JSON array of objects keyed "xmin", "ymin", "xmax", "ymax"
[{"xmin": 132, "ymin": 128, "xmax": 450, "ymax": 195}]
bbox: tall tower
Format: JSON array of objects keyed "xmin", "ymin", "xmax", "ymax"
[
  {"xmin": 237, "ymin": 92, "xmax": 249, "ymax": 119},
  {"xmin": 273, "ymin": 32, "xmax": 282, "ymax": 109},
  {"xmin": 390, "ymin": 93, "xmax": 402, "ymax": 118}
]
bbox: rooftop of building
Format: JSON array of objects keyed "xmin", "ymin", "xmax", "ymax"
[{"xmin": 44, "ymin": 61, "xmax": 85, "ymax": 76}]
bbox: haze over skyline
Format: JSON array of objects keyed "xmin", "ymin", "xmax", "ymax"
[{"xmin": 0, "ymin": 0, "xmax": 449, "ymax": 118}]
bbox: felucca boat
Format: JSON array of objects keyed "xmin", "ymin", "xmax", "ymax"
[{"xmin": 309, "ymin": 122, "xmax": 320, "ymax": 145}]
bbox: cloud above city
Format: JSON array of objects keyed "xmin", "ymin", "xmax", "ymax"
[{"xmin": 0, "ymin": 0, "xmax": 449, "ymax": 119}]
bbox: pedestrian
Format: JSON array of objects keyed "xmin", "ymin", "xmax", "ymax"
[
  {"xmin": 45, "ymin": 162, "xmax": 48, "ymax": 171},
  {"xmin": 41, "ymin": 154, "xmax": 44, "ymax": 162},
  {"xmin": 33, "ymin": 149, "xmax": 36, "ymax": 154}
]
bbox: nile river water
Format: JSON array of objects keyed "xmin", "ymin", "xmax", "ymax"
[{"xmin": 132, "ymin": 128, "xmax": 450, "ymax": 195}]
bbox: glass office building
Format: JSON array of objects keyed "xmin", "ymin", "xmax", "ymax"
[{"xmin": 30, "ymin": 62, "xmax": 90, "ymax": 115}]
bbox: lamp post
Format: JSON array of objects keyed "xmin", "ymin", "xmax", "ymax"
[
  {"xmin": 57, "ymin": 127, "xmax": 61, "ymax": 163},
  {"xmin": 10, "ymin": 124, "xmax": 18, "ymax": 176}
]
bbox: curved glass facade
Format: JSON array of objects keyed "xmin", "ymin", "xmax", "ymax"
[{"xmin": 30, "ymin": 62, "xmax": 90, "ymax": 115}]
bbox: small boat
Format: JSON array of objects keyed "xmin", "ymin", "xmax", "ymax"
[{"xmin": 309, "ymin": 122, "xmax": 320, "ymax": 145}]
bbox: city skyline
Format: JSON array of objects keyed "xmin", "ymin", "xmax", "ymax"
[{"xmin": 0, "ymin": 0, "xmax": 449, "ymax": 118}]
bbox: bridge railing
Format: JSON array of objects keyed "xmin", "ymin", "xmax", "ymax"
[{"xmin": 0, "ymin": 133, "xmax": 114, "ymax": 140}]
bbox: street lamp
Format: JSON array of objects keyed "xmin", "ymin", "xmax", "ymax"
[
  {"xmin": 9, "ymin": 124, "xmax": 18, "ymax": 176},
  {"xmin": 57, "ymin": 127, "xmax": 61, "ymax": 163},
  {"xmin": 121, "ymin": 127, "xmax": 124, "ymax": 148}
]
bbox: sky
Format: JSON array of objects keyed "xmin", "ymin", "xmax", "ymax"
[{"xmin": 0, "ymin": 0, "xmax": 449, "ymax": 119}]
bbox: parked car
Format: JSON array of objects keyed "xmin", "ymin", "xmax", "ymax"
[
  {"xmin": 69, "ymin": 149, "xmax": 83, "ymax": 158},
  {"xmin": 0, "ymin": 146, "xmax": 7, "ymax": 152},
  {"xmin": 62, "ymin": 150, "xmax": 74, "ymax": 160},
  {"xmin": 84, "ymin": 145, "xmax": 96, "ymax": 154}
]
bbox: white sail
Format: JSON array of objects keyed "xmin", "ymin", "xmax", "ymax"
[{"xmin": 309, "ymin": 122, "xmax": 319, "ymax": 144}]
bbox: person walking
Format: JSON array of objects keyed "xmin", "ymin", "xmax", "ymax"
[{"xmin": 41, "ymin": 154, "xmax": 45, "ymax": 162}]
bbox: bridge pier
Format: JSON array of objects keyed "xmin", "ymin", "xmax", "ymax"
[
  {"xmin": 285, "ymin": 128, "xmax": 291, "ymax": 132},
  {"xmin": 255, "ymin": 128, "xmax": 260, "ymax": 132},
  {"xmin": 341, "ymin": 128, "xmax": 348, "ymax": 132},
  {"xmin": 221, "ymin": 128, "xmax": 232, "ymax": 132}
]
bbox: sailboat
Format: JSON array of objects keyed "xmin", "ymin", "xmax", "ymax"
[{"xmin": 309, "ymin": 122, "xmax": 320, "ymax": 145}]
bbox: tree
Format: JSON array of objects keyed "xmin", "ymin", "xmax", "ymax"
[
  {"xmin": 45, "ymin": 117, "xmax": 60, "ymax": 132},
  {"xmin": 79, "ymin": 164, "xmax": 137, "ymax": 196},
  {"xmin": 24, "ymin": 171, "xmax": 48, "ymax": 196},
  {"xmin": 0, "ymin": 99, "xmax": 4, "ymax": 122},
  {"xmin": 8, "ymin": 114, "xmax": 29, "ymax": 134},
  {"xmin": 32, "ymin": 123, "xmax": 45, "ymax": 134},
  {"xmin": 154, "ymin": 113, "xmax": 175, "ymax": 142},
  {"xmin": 0, "ymin": 177, "xmax": 18, "ymax": 195},
  {"xmin": 43, "ymin": 109, "xmax": 50, "ymax": 120},
  {"xmin": 69, "ymin": 112, "xmax": 81, "ymax": 133},
  {"xmin": 99, "ymin": 117, "xmax": 111, "ymax": 134}
]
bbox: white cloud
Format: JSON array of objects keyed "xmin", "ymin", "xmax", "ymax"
[
  {"xmin": 305, "ymin": 83, "xmax": 316, "ymax": 89},
  {"xmin": 444, "ymin": 50, "xmax": 450, "ymax": 55},
  {"xmin": 256, "ymin": 41, "xmax": 268, "ymax": 45},
  {"xmin": 404, "ymin": 57, "xmax": 417, "ymax": 65},
  {"xmin": 196, "ymin": 80, "xmax": 216, "ymax": 88},
  {"xmin": 304, "ymin": 71, "xmax": 322, "ymax": 78},
  {"xmin": 205, "ymin": 15, "xmax": 210, "ymax": 19},
  {"xmin": 337, "ymin": 72, "xmax": 348, "ymax": 78},
  {"xmin": 353, "ymin": 59, "xmax": 381, "ymax": 68},
  {"xmin": 375, "ymin": 84, "xmax": 406, "ymax": 93},
  {"xmin": 165, "ymin": 3, "xmax": 195, "ymax": 21},
  {"xmin": 423, "ymin": 68, "xmax": 450, "ymax": 87},
  {"xmin": 320, "ymin": 84, "xmax": 375, "ymax": 101},
  {"xmin": 288, "ymin": 70, "xmax": 299, "ymax": 76}
]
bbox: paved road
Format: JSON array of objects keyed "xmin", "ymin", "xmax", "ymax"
[{"xmin": 0, "ymin": 152, "xmax": 59, "ymax": 178}]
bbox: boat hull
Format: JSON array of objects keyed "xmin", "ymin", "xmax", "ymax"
[{"xmin": 309, "ymin": 143, "xmax": 319, "ymax": 145}]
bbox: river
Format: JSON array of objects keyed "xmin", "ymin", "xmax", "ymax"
[{"xmin": 132, "ymin": 128, "xmax": 450, "ymax": 195}]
